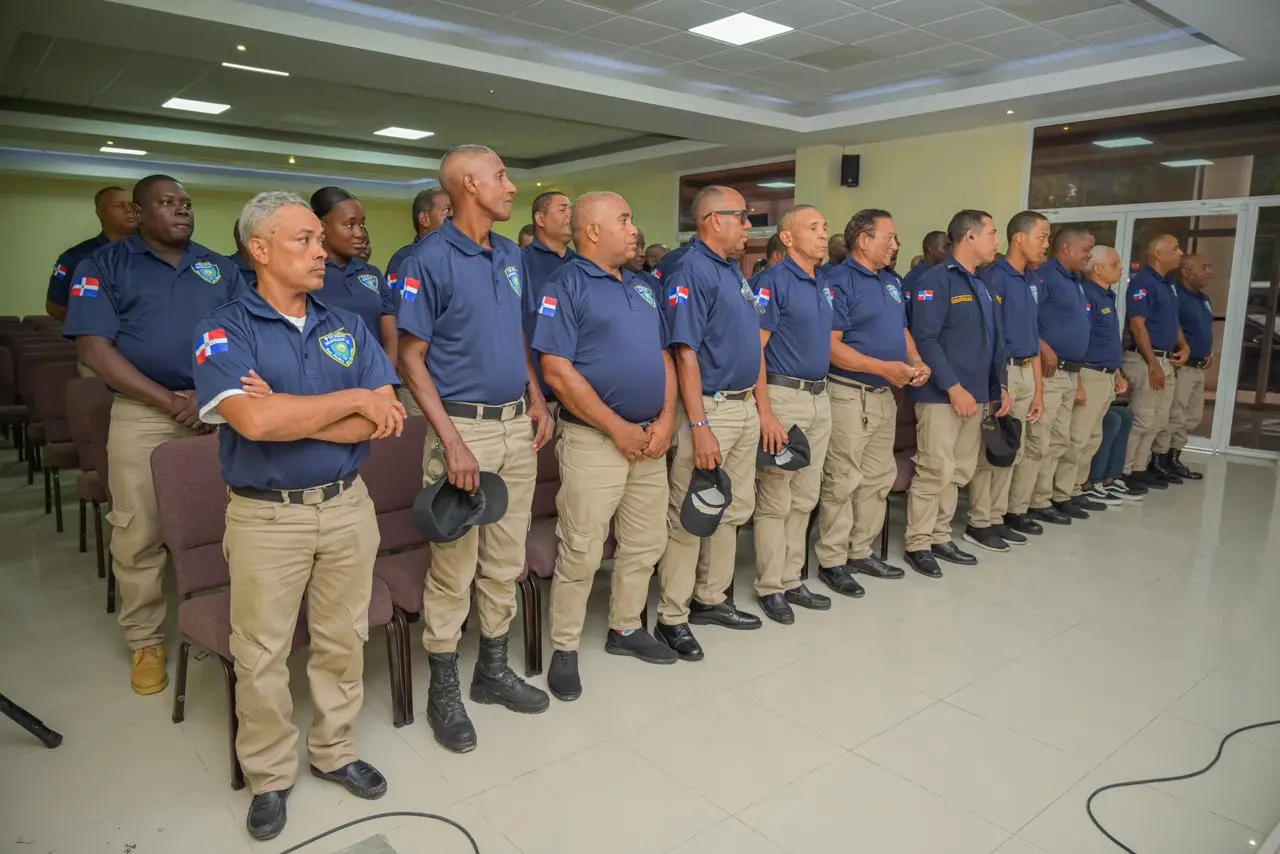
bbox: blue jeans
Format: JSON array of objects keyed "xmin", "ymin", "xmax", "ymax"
[{"xmin": 1089, "ymin": 405, "xmax": 1134, "ymax": 483}]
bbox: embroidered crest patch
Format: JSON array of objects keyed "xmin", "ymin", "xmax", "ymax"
[
  {"xmin": 504, "ymin": 265, "xmax": 522, "ymax": 296},
  {"xmin": 634, "ymin": 284, "xmax": 656, "ymax": 308},
  {"xmin": 192, "ymin": 261, "xmax": 222, "ymax": 284},
  {"xmin": 357, "ymin": 274, "xmax": 379, "ymax": 292},
  {"xmin": 822, "ymin": 287, "xmax": 834, "ymax": 306},
  {"xmin": 885, "ymin": 284, "xmax": 902, "ymax": 303},
  {"xmin": 319, "ymin": 328, "xmax": 356, "ymax": 368}
]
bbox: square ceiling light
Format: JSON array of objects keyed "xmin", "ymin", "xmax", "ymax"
[
  {"xmin": 374, "ymin": 126, "xmax": 434, "ymax": 140},
  {"xmin": 690, "ymin": 13, "xmax": 793, "ymax": 46},
  {"xmin": 162, "ymin": 97, "xmax": 231, "ymax": 115},
  {"xmin": 1161, "ymin": 158, "xmax": 1214, "ymax": 167},
  {"xmin": 1092, "ymin": 136, "xmax": 1153, "ymax": 148}
]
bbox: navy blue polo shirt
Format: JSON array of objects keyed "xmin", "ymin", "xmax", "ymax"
[
  {"xmin": 47, "ymin": 233, "xmax": 110, "ymax": 308},
  {"xmin": 521, "ymin": 238, "xmax": 577, "ymax": 396},
  {"xmin": 1125, "ymin": 266, "xmax": 1181, "ymax": 352},
  {"xmin": 652, "ymin": 244, "xmax": 691, "ymax": 282},
  {"xmin": 1081, "ymin": 280, "xmax": 1122, "ymax": 369},
  {"xmin": 1176, "ymin": 283, "xmax": 1213, "ymax": 359},
  {"xmin": 981, "ymin": 256, "xmax": 1040, "ymax": 360},
  {"xmin": 396, "ymin": 220, "xmax": 529, "ymax": 405},
  {"xmin": 230, "ymin": 253, "xmax": 257, "ymax": 290},
  {"xmin": 531, "ymin": 257, "xmax": 667, "ymax": 423},
  {"xmin": 909, "ymin": 257, "xmax": 1004, "ymax": 404},
  {"xmin": 1036, "ymin": 258, "xmax": 1091, "ymax": 362},
  {"xmin": 193, "ymin": 288, "xmax": 398, "ymax": 490},
  {"xmin": 63, "ymin": 233, "xmax": 249, "ymax": 391},
  {"xmin": 663, "ymin": 239, "xmax": 761, "ymax": 394},
  {"xmin": 755, "ymin": 256, "xmax": 835, "ymax": 382},
  {"xmin": 317, "ymin": 258, "xmax": 394, "ymax": 342},
  {"xmin": 826, "ymin": 257, "xmax": 906, "ymax": 388},
  {"xmin": 637, "ymin": 270, "xmax": 661, "ymax": 290}
]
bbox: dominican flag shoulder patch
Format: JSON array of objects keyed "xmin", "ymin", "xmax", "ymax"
[
  {"xmin": 401, "ymin": 277, "xmax": 421, "ymax": 302},
  {"xmin": 195, "ymin": 328, "xmax": 229, "ymax": 364},
  {"xmin": 668, "ymin": 285, "xmax": 689, "ymax": 307},
  {"xmin": 71, "ymin": 277, "xmax": 100, "ymax": 298},
  {"xmin": 53, "ymin": 263, "xmax": 69, "ymax": 280},
  {"xmin": 539, "ymin": 296, "xmax": 558, "ymax": 317},
  {"xmin": 1133, "ymin": 288, "xmax": 1148, "ymax": 301},
  {"xmin": 916, "ymin": 289, "xmax": 934, "ymax": 302},
  {"xmin": 755, "ymin": 287, "xmax": 772, "ymax": 307}
]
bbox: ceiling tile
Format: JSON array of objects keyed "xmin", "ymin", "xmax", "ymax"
[
  {"xmin": 752, "ymin": 30, "xmax": 841, "ymax": 59},
  {"xmin": 705, "ymin": 0, "xmax": 783, "ymax": 10},
  {"xmin": 414, "ymin": 1, "xmax": 504, "ymax": 27},
  {"xmin": 551, "ymin": 33, "xmax": 631, "ymax": 56},
  {"xmin": 510, "ymin": 0, "xmax": 616, "ymax": 31},
  {"xmin": 876, "ymin": 0, "xmax": 984, "ymax": 27},
  {"xmin": 613, "ymin": 46, "xmax": 692, "ymax": 68},
  {"xmin": 680, "ymin": 64, "xmax": 754, "ymax": 90},
  {"xmin": 986, "ymin": 0, "xmax": 1118, "ymax": 25},
  {"xmin": 794, "ymin": 44, "xmax": 883, "ymax": 69},
  {"xmin": 644, "ymin": 31, "xmax": 730, "ymax": 60},
  {"xmin": 481, "ymin": 16, "xmax": 569, "ymax": 43},
  {"xmin": 629, "ymin": 0, "xmax": 734, "ymax": 30},
  {"xmin": 577, "ymin": 14, "xmax": 677, "ymax": 44},
  {"xmin": 699, "ymin": 48, "xmax": 780, "ymax": 73},
  {"xmin": 844, "ymin": 54, "xmax": 925, "ymax": 83},
  {"xmin": 1097, "ymin": 20, "xmax": 1179, "ymax": 45},
  {"xmin": 1043, "ymin": 4, "xmax": 1155, "ymax": 38},
  {"xmin": 921, "ymin": 7, "xmax": 1027, "ymax": 41},
  {"xmin": 965, "ymin": 25, "xmax": 1077, "ymax": 59},
  {"xmin": 753, "ymin": 60, "xmax": 840, "ymax": 86},
  {"xmin": 750, "ymin": 0, "xmax": 861, "ymax": 29},
  {"xmin": 435, "ymin": 0, "xmax": 538, "ymax": 14},
  {"xmin": 854, "ymin": 27, "xmax": 947, "ymax": 54},
  {"xmin": 573, "ymin": 0, "xmax": 653, "ymax": 11},
  {"xmin": 905, "ymin": 41, "xmax": 994, "ymax": 70},
  {"xmin": 815, "ymin": 12, "xmax": 906, "ymax": 43}
]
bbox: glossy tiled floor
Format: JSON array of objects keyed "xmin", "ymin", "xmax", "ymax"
[{"xmin": 2, "ymin": 450, "xmax": 1279, "ymax": 854}]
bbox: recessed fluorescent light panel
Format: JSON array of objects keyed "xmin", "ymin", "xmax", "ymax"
[
  {"xmin": 690, "ymin": 13, "xmax": 792, "ymax": 46},
  {"xmin": 100, "ymin": 146, "xmax": 147, "ymax": 156},
  {"xmin": 163, "ymin": 97, "xmax": 231, "ymax": 115},
  {"xmin": 1161, "ymin": 158, "xmax": 1214, "ymax": 167},
  {"xmin": 758, "ymin": 180, "xmax": 796, "ymax": 189},
  {"xmin": 221, "ymin": 62, "xmax": 289, "ymax": 77},
  {"xmin": 373, "ymin": 126, "xmax": 434, "ymax": 140},
  {"xmin": 1092, "ymin": 136, "xmax": 1153, "ymax": 149}
]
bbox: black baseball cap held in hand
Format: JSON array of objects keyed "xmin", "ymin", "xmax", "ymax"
[
  {"xmin": 757, "ymin": 424, "xmax": 811, "ymax": 471},
  {"xmin": 413, "ymin": 472, "xmax": 510, "ymax": 543},
  {"xmin": 982, "ymin": 413, "xmax": 1022, "ymax": 468},
  {"xmin": 680, "ymin": 465, "xmax": 732, "ymax": 538}
]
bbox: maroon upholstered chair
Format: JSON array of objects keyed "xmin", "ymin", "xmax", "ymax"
[
  {"xmin": 32, "ymin": 361, "xmax": 82, "ymax": 530},
  {"xmin": 16, "ymin": 346, "xmax": 76, "ymax": 483},
  {"xmin": 879, "ymin": 387, "xmax": 919, "ymax": 560},
  {"xmin": 0, "ymin": 346, "xmax": 23, "ymax": 457},
  {"xmin": 152, "ymin": 434, "xmax": 405, "ymax": 788},
  {"xmin": 85, "ymin": 385, "xmax": 116, "ymax": 610},
  {"xmin": 67, "ymin": 378, "xmax": 112, "ymax": 574}
]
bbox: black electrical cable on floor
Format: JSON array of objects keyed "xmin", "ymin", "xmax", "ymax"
[
  {"xmin": 277, "ymin": 810, "xmax": 481, "ymax": 854},
  {"xmin": 1087, "ymin": 718, "xmax": 1280, "ymax": 853}
]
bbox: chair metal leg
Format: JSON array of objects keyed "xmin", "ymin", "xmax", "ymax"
[
  {"xmin": 879, "ymin": 498, "xmax": 891, "ymax": 561},
  {"xmin": 531, "ymin": 577, "xmax": 544, "ymax": 676},
  {"xmin": 388, "ymin": 611, "xmax": 412, "ymax": 727},
  {"xmin": 28, "ymin": 439, "xmax": 37, "ymax": 485},
  {"xmin": 93, "ymin": 501, "xmax": 106, "ymax": 579},
  {"xmin": 53, "ymin": 469, "xmax": 63, "ymax": 532},
  {"xmin": 43, "ymin": 462, "xmax": 51, "ymax": 512},
  {"xmin": 78, "ymin": 498, "xmax": 87, "ymax": 552},
  {"xmin": 15, "ymin": 423, "xmax": 25, "ymax": 462},
  {"xmin": 218, "ymin": 656, "xmax": 245, "ymax": 791},
  {"xmin": 518, "ymin": 577, "xmax": 537, "ymax": 677},
  {"xmin": 802, "ymin": 508, "xmax": 818, "ymax": 580},
  {"xmin": 172, "ymin": 640, "xmax": 191, "ymax": 724}
]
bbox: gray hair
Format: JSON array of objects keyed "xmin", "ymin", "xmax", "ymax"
[
  {"xmin": 1085, "ymin": 244, "xmax": 1118, "ymax": 273},
  {"xmin": 239, "ymin": 191, "xmax": 308, "ymax": 245}
]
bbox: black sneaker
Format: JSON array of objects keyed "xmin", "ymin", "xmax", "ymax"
[
  {"xmin": 1052, "ymin": 500, "xmax": 1089, "ymax": 520},
  {"xmin": 962, "ymin": 525, "xmax": 1009, "ymax": 553},
  {"xmin": 1084, "ymin": 484, "xmax": 1122, "ymax": 506},
  {"xmin": 1003, "ymin": 512, "xmax": 1044, "ymax": 535},
  {"xmin": 547, "ymin": 650, "xmax": 582, "ymax": 701},
  {"xmin": 1030, "ymin": 505, "xmax": 1072, "ymax": 525},
  {"xmin": 1071, "ymin": 494, "xmax": 1107, "ymax": 512},
  {"xmin": 991, "ymin": 524, "xmax": 1027, "ymax": 546},
  {"xmin": 1107, "ymin": 479, "xmax": 1145, "ymax": 501},
  {"xmin": 605, "ymin": 628, "xmax": 678, "ymax": 664}
]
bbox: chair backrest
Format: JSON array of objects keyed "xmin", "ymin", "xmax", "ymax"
[
  {"xmin": 893, "ymin": 387, "xmax": 916, "ymax": 454},
  {"xmin": 67, "ymin": 377, "xmax": 111, "ymax": 472},
  {"xmin": 19, "ymin": 353, "xmax": 77, "ymax": 412},
  {"xmin": 0, "ymin": 346, "xmax": 13, "ymax": 405},
  {"xmin": 151, "ymin": 433, "xmax": 229, "ymax": 597},
  {"xmin": 532, "ymin": 441, "xmax": 559, "ymax": 520},
  {"xmin": 358, "ymin": 415, "xmax": 429, "ymax": 551},
  {"xmin": 32, "ymin": 362, "xmax": 81, "ymax": 444},
  {"xmin": 24, "ymin": 316, "xmax": 63, "ymax": 333}
]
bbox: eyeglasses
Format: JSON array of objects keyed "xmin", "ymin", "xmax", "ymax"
[{"xmin": 703, "ymin": 209, "xmax": 751, "ymax": 224}]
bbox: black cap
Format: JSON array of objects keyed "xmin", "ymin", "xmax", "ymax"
[
  {"xmin": 757, "ymin": 424, "xmax": 811, "ymax": 471},
  {"xmin": 413, "ymin": 472, "xmax": 509, "ymax": 543},
  {"xmin": 982, "ymin": 413, "xmax": 1022, "ymax": 468},
  {"xmin": 680, "ymin": 466, "xmax": 732, "ymax": 538}
]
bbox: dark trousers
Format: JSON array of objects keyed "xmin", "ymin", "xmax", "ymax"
[{"xmin": 1089, "ymin": 405, "xmax": 1134, "ymax": 483}]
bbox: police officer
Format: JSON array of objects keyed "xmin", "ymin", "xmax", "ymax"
[
  {"xmin": 1160, "ymin": 253, "xmax": 1211, "ymax": 481},
  {"xmin": 193, "ymin": 191, "xmax": 403, "ymax": 841},
  {"xmin": 1008, "ymin": 226, "xmax": 1095, "ymax": 526},
  {"xmin": 905, "ymin": 210, "xmax": 1010, "ymax": 578},
  {"xmin": 398, "ymin": 145, "xmax": 554, "ymax": 753},
  {"xmin": 817, "ymin": 209, "xmax": 928, "ymax": 593},
  {"xmin": 518, "ymin": 223, "xmax": 536, "ymax": 248},
  {"xmin": 310, "ymin": 187, "xmax": 398, "ymax": 367},
  {"xmin": 653, "ymin": 240, "xmax": 692, "ymax": 282},
  {"xmin": 45, "ymin": 185, "xmax": 136, "ymax": 321},
  {"xmin": 966, "ymin": 211, "xmax": 1049, "ymax": 551},
  {"xmin": 522, "ymin": 191, "xmax": 576, "ymax": 404},
  {"xmin": 644, "ymin": 242, "xmax": 669, "ymax": 273},
  {"xmin": 387, "ymin": 187, "xmax": 452, "ymax": 290},
  {"xmin": 1073, "ymin": 245, "xmax": 1134, "ymax": 504},
  {"xmin": 752, "ymin": 205, "xmax": 839, "ymax": 623},
  {"xmin": 818, "ymin": 234, "xmax": 848, "ymax": 275},
  {"xmin": 749, "ymin": 232, "xmax": 785, "ymax": 286},
  {"xmin": 901, "ymin": 230, "xmax": 951, "ymax": 308},
  {"xmin": 230, "ymin": 219, "xmax": 258, "ymax": 289},
  {"xmin": 1123, "ymin": 233, "xmax": 1190, "ymax": 486},
  {"xmin": 532, "ymin": 192, "xmax": 679, "ymax": 700},
  {"xmin": 656, "ymin": 185, "xmax": 764, "ymax": 660},
  {"xmin": 63, "ymin": 174, "xmax": 249, "ymax": 695}
]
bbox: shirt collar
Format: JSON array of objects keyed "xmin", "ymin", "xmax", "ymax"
[
  {"xmin": 571, "ymin": 254, "xmax": 625, "ymax": 282},
  {"xmin": 780, "ymin": 255, "xmax": 816, "ymax": 283},
  {"xmin": 995, "ymin": 256, "xmax": 1029, "ymax": 279},
  {"xmin": 240, "ymin": 282, "xmax": 330, "ymax": 323},
  {"xmin": 440, "ymin": 218, "xmax": 491, "ymax": 257},
  {"xmin": 691, "ymin": 238, "xmax": 734, "ymax": 268},
  {"xmin": 530, "ymin": 237, "xmax": 573, "ymax": 260},
  {"xmin": 1141, "ymin": 265, "xmax": 1174, "ymax": 284},
  {"xmin": 124, "ymin": 232, "xmax": 202, "ymax": 270},
  {"xmin": 843, "ymin": 256, "xmax": 878, "ymax": 279},
  {"xmin": 326, "ymin": 257, "xmax": 369, "ymax": 274},
  {"xmin": 1045, "ymin": 257, "xmax": 1080, "ymax": 282},
  {"xmin": 943, "ymin": 255, "xmax": 981, "ymax": 280}
]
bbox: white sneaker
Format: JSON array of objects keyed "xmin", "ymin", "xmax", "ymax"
[{"xmin": 1085, "ymin": 484, "xmax": 1123, "ymax": 505}]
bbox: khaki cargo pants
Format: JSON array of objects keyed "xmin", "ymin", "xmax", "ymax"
[
  {"xmin": 1059, "ymin": 367, "xmax": 1114, "ymax": 495},
  {"xmin": 1160, "ymin": 365, "xmax": 1206, "ymax": 452},
  {"xmin": 549, "ymin": 420, "xmax": 667, "ymax": 650},
  {"xmin": 657, "ymin": 396, "xmax": 759, "ymax": 625},
  {"xmin": 968, "ymin": 362, "xmax": 1035, "ymax": 528},
  {"xmin": 815, "ymin": 382, "xmax": 895, "ymax": 568},
  {"xmin": 107, "ymin": 395, "xmax": 201, "ymax": 650},
  {"xmin": 225, "ymin": 478, "xmax": 379, "ymax": 795},
  {"xmin": 753, "ymin": 384, "xmax": 831, "ymax": 597},
  {"xmin": 905, "ymin": 402, "xmax": 981, "ymax": 552},
  {"xmin": 1019, "ymin": 370, "xmax": 1076, "ymax": 511},
  {"xmin": 421, "ymin": 408, "xmax": 537, "ymax": 653},
  {"xmin": 1122, "ymin": 352, "xmax": 1174, "ymax": 474}
]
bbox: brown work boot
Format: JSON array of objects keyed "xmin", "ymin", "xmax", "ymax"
[{"xmin": 131, "ymin": 643, "xmax": 168, "ymax": 695}]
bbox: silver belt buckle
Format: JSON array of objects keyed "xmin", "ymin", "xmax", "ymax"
[
  {"xmin": 714, "ymin": 391, "xmax": 725, "ymax": 402},
  {"xmin": 301, "ymin": 486, "xmax": 325, "ymax": 506}
]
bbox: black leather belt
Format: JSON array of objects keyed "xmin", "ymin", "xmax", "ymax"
[
  {"xmin": 1185, "ymin": 357, "xmax": 1210, "ymax": 369},
  {"xmin": 1082, "ymin": 365, "xmax": 1117, "ymax": 374},
  {"xmin": 1127, "ymin": 347, "xmax": 1173, "ymax": 359},
  {"xmin": 828, "ymin": 374, "xmax": 891, "ymax": 393},
  {"xmin": 442, "ymin": 396, "xmax": 528, "ymax": 421},
  {"xmin": 703, "ymin": 388, "xmax": 753, "ymax": 401},
  {"xmin": 1006, "ymin": 356, "xmax": 1036, "ymax": 367},
  {"xmin": 560, "ymin": 408, "xmax": 655, "ymax": 430},
  {"xmin": 1058, "ymin": 360, "xmax": 1084, "ymax": 373},
  {"xmin": 232, "ymin": 473, "xmax": 357, "ymax": 506},
  {"xmin": 766, "ymin": 373, "xmax": 827, "ymax": 395}
]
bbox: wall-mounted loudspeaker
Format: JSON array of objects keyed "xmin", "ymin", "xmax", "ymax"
[{"xmin": 840, "ymin": 154, "xmax": 861, "ymax": 188}]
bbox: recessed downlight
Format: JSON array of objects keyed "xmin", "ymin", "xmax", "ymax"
[{"xmin": 373, "ymin": 126, "xmax": 434, "ymax": 140}]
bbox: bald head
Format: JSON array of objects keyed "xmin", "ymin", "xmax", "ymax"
[
  {"xmin": 1145, "ymin": 233, "xmax": 1183, "ymax": 276},
  {"xmin": 691, "ymin": 185, "xmax": 740, "ymax": 222},
  {"xmin": 437, "ymin": 144, "xmax": 516, "ymax": 224},
  {"xmin": 570, "ymin": 191, "xmax": 636, "ymax": 270},
  {"xmin": 1180, "ymin": 252, "xmax": 1212, "ymax": 291},
  {"xmin": 691, "ymin": 185, "xmax": 749, "ymax": 259},
  {"xmin": 778, "ymin": 204, "xmax": 827, "ymax": 268}
]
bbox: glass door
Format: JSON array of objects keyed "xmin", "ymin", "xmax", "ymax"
[{"xmin": 1228, "ymin": 204, "xmax": 1280, "ymax": 453}]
